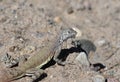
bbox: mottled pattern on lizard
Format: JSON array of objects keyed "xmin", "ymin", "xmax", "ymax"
[{"xmin": 0, "ymin": 28, "xmax": 77, "ymax": 82}]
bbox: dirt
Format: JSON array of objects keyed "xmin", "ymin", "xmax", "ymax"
[{"xmin": 0, "ymin": 0, "xmax": 120, "ymax": 82}]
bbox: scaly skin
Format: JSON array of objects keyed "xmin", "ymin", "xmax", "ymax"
[{"xmin": 0, "ymin": 28, "xmax": 77, "ymax": 82}]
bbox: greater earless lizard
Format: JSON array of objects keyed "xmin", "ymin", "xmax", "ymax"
[{"xmin": 0, "ymin": 28, "xmax": 77, "ymax": 82}]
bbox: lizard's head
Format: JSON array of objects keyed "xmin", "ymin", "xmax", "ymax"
[{"xmin": 61, "ymin": 28, "xmax": 77, "ymax": 41}]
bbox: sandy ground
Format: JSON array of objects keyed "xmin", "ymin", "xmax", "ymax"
[{"xmin": 0, "ymin": 0, "xmax": 120, "ymax": 82}]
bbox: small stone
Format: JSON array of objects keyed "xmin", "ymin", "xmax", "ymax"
[
  {"xmin": 54, "ymin": 16, "xmax": 62, "ymax": 23},
  {"xmin": 75, "ymin": 52, "xmax": 90, "ymax": 69},
  {"xmin": 83, "ymin": 1, "xmax": 92, "ymax": 10},
  {"xmin": 35, "ymin": 32, "xmax": 44, "ymax": 39},
  {"xmin": 98, "ymin": 40, "xmax": 106, "ymax": 46},
  {"xmin": 9, "ymin": 46, "xmax": 20, "ymax": 52},
  {"xmin": 47, "ymin": 19, "xmax": 55, "ymax": 25},
  {"xmin": 93, "ymin": 75, "xmax": 106, "ymax": 82},
  {"xmin": 67, "ymin": 7, "xmax": 74, "ymax": 14},
  {"xmin": 50, "ymin": 75, "xmax": 53, "ymax": 78},
  {"xmin": 0, "ymin": 43, "xmax": 3, "ymax": 48},
  {"xmin": 11, "ymin": 4, "xmax": 19, "ymax": 10},
  {"xmin": 0, "ymin": 16, "xmax": 8, "ymax": 23},
  {"xmin": 75, "ymin": 4, "xmax": 85, "ymax": 11},
  {"xmin": 0, "ymin": 6, "xmax": 5, "ymax": 11},
  {"xmin": 96, "ymin": 38, "xmax": 109, "ymax": 47},
  {"xmin": 29, "ymin": 3, "xmax": 33, "ymax": 7}
]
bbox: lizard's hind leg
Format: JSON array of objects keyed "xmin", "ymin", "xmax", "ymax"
[{"xmin": 25, "ymin": 68, "xmax": 45, "ymax": 82}]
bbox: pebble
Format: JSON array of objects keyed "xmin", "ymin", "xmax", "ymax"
[
  {"xmin": 93, "ymin": 75, "xmax": 106, "ymax": 82},
  {"xmin": 83, "ymin": 1, "xmax": 92, "ymax": 10},
  {"xmin": 96, "ymin": 38, "xmax": 109, "ymax": 47},
  {"xmin": 0, "ymin": 16, "xmax": 8, "ymax": 23},
  {"xmin": 0, "ymin": 6, "xmax": 5, "ymax": 11},
  {"xmin": 54, "ymin": 16, "xmax": 62, "ymax": 23},
  {"xmin": 67, "ymin": 7, "xmax": 74, "ymax": 14},
  {"xmin": 35, "ymin": 32, "xmax": 45, "ymax": 39},
  {"xmin": 75, "ymin": 52, "xmax": 90, "ymax": 67},
  {"xmin": 70, "ymin": 1, "xmax": 92, "ymax": 11},
  {"xmin": 0, "ymin": 43, "xmax": 3, "ymax": 48},
  {"xmin": 31, "ymin": 32, "xmax": 45, "ymax": 39},
  {"xmin": 9, "ymin": 46, "xmax": 20, "ymax": 52}
]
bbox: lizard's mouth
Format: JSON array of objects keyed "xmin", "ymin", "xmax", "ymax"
[
  {"xmin": 67, "ymin": 34, "xmax": 76, "ymax": 41},
  {"xmin": 73, "ymin": 34, "xmax": 76, "ymax": 38},
  {"xmin": 72, "ymin": 33, "xmax": 77, "ymax": 39}
]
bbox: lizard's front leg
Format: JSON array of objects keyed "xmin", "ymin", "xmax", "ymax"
[
  {"xmin": 53, "ymin": 46, "xmax": 66, "ymax": 66},
  {"xmin": 25, "ymin": 68, "xmax": 44, "ymax": 82}
]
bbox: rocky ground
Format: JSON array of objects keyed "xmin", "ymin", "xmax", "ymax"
[{"xmin": 0, "ymin": 0, "xmax": 120, "ymax": 82}]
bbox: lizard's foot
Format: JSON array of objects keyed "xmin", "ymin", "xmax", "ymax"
[
  {"xmin": 1, "ymin": 53, "xmax": 29, "ymax": 68},
  {"xmin": 53, "ymin": 57, "xmax": 66, "ymax": 66},
  {"xmin": 1, "ymin": 53, "xmax": 18, "ymax": 68},
  {"xmin": 53, "ymin": 45, "xmax": 66, "ymax": 66},
  {"xmin": 25, "ymin": 68, "xmax": 44, "ymax": 82}
]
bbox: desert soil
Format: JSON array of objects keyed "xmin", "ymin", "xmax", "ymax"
[{"xmin": 0, "ymin": 0, "xmax": 120, "ymax": 82}]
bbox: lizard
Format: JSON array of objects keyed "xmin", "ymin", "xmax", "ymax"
[{"xmin": 0, "ymin": 28, "xmax": 77, "ymax": 82}]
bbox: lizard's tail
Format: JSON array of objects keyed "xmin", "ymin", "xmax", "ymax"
[{"xmin": 0, "ymin": 68, "xmax": 24, "ymax": 82}]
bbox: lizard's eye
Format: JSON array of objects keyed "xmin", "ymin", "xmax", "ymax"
[{"xmin": 68, "ymin": 31, "xmax": 71, "ymax": 34}]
